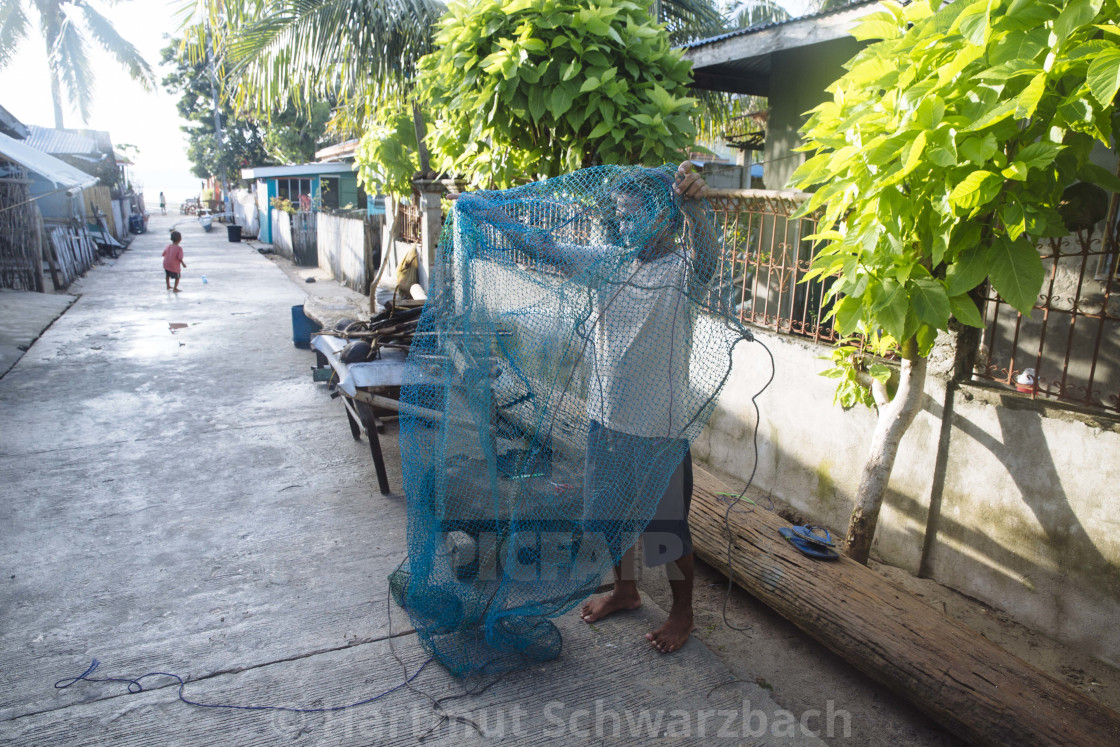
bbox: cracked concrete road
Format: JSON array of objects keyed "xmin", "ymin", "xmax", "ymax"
[{"xmin": 0, "ymin": 213, "xmax": 824, "ymax": 745}]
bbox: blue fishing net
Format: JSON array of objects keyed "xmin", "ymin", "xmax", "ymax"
[{"xmin": 392, "ymin": 164, "xmax": 747, "ymax": 676}]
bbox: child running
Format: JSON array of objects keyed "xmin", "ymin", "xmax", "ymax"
[{"xmin": 163, "ymin": 231, "xmax": 187, "ymax": 292}]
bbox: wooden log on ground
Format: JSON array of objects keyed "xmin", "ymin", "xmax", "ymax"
[{"xmin": 689, "ymin": 463, "xmax": 1120, "ymax": 747}]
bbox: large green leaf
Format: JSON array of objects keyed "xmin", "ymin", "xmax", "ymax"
[
  {"xmin": 986, "ymin": 236, "xmax": 1045, "ymax": 314},
  {"xmin": 1015, "ymin": 73, "xmax": 1046, "ymax": 119},
  {"xmin": 911, "ymin": 278, "xmax": 951, "ymax": 328},
  {"xmin": 1015, "ymin": 141, "xmax": 1064, "ymax": 169},
  {"xmin": 871, "ymin": 280, "xmax": 910, "ymax": 341},
  {"xmin": 949, "ymin": 293, "xmax": 986, "ymax": 328},
  {"xmin": 959, "ymin": 133, "xmax": 998, "ymax": 164},
  {"xmin": 956, "ymin": 1, "xmax": 992, "ymax": 46},
  {"xmin": 950, "ymin": 170, "xmax": 1003, "ymax": 211},
  {"xmin": 946, "ymin": 244, "xmax": 989, "ymax": 296},
  {"xmin": 549, "ymin": 85, "xmax": 573, "ymax": 118},
  {"xmin": 1054, "ymin": 0, "xmax": 1103, "ymax": 45},
  {"xmin": 834, "ymin": 295, "xmax": 863, "ymax": 335},
  {"xmin": 916, "ymin": 96, "xmax": 946, "ymax": 129},
  {"xmin": 851, "ymin": 12, "xmax": 902, "ymax": 42},
  {"xmin": 1086, "ymin": 48, "xmax": 1120, "ymax": 107}
]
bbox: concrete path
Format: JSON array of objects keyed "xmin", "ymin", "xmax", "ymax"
[
  {"xmin": 0, "ymin": 289, "xmax": 76, "ymax": 377},
  {"xmin": 0, "ymin": 213, "xmax": 827, "ymax": 745}
]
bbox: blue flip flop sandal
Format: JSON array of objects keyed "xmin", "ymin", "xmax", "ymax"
[
  {"xmin": 778, "ymin": 527, "xmax": 840, "ymax": 560},
  {"xmin": 790, "ymin": 524, "xmax": 835, "ymax": 548}
]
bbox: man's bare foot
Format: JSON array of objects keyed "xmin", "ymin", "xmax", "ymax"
[
  {"xmin": 173, "ymin": 288, "xmax": 181, "ymax": 293},
  {"xmin": 580, "ymin": 586, "xmax": 641, "ymax": 623},
  {"xmin": 646, "ymin": 607, "xmax": 693, "ymax": 653}
]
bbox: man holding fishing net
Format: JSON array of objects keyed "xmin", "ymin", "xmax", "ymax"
[{"xmin": 456, "ymin": 161, "xmax": 715, "ymax": 654}]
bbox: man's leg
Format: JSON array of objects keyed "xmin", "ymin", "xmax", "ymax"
[
  {"xmin": 646, "ymin": 552, "xmax": 694, "ymax": 653},
  {"xmin": 580, "ymin": 544, "xmax": 641, "ymax": 622}
]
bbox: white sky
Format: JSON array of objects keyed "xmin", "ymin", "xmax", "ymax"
[
  {"xmin": 0, "ymin": 0, "xmax": 823, "ymax": 203},
  {"xmin": 0, "ymin": 1, "xmax": 200, "ymax": 202}
]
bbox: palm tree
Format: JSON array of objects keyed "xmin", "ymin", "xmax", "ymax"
[
  {"xmin": 176, "ymin": 0, "xmax": 446, "ymax": 118},
  {"xmin": 0, "ymin": 0, "xmax": 154, "ymax": 128}
]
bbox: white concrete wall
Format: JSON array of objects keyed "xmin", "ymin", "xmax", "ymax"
[
  {"xmin": 930, "ymin": 388, "xmax": 1120, "ymax": 666},
  {"xmin": 317, "ymin": 213, "xmax": 368, "ymax": 293},
  {"xmin": 695, "ymin": 330, "xmax": 1120, "ymax": 665},
  {"xmin": 271, "ymin": 211, "xmax": 293, "ymax": 261},
  {"xmin": 231, "ymin": 189, "xmax": 259, "ymax": 238}
]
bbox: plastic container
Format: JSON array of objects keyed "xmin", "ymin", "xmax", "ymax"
[
  {"xmin": 291, "ymin": 305, "xmax": 321, "ymax": 349},
  {"xmin": 128, "ymin": 214, "xmax": 145, "ymax": 234},
  {"xmin": 227, "ymin": 224, "xmax": 242, "ymax": 242}
]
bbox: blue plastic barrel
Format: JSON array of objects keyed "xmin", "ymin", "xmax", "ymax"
[{"xmin": 291, "ymin": 305, "xmax": 321, "ymax": 348}]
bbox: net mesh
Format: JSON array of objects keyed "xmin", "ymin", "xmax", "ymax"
[{"xmin": 393, "ymin": 164, "xmax": 747, "ymax": 676}]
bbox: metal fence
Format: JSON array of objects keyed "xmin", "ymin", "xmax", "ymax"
[
  {"xmin": 974, "ymin": 229, "xmax": 1120, "ymax": 413},
  {"xmin": 705, "ymin": 189, "xmax": 839, "ymax": 345},
  {"xmin": 398, "ymin": 202, "xmax": 422, "ymax": 243},
  {"xmin": 705, "ymin": 188, "xmax": 1120, "ymax": 416}
]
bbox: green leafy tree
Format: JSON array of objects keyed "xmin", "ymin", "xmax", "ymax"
[
  {"xmin": 0, "ymin": 0, "xmax": 154, "ymax": 128},
  {"xmin": 260, "ymin": 101, "xmax": 333, "ymax": 164},
  {"xmin": 360, "ymin": 0, "xmax": 698, "ymax": 193},
  {"xmin": 161, "ymin": 40, "xmax": 272, "ymax": 181},
  {"xmin": 791, "ymin": 0, "xmax": 1120, "ymax": 563}
]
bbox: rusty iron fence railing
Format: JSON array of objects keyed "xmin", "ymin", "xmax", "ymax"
[
  {"xmin": 974, "ymin": 229, "xmax": 1120, "ymax": 413},
  {"xmin": 705, "ymin": 189, "xmax": 1120, "ymax": 416},
  {"xmin": 398, "ymin": 202, "xmax": 422, "ymax": 244},
  {"xmin": 705, "ymin": 188, "xmax": 840, "ymax": 345}
]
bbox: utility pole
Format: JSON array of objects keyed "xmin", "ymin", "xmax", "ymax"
[{"xmin": 205, "ymin": 26, "xmax": 228, "ymax": 208}]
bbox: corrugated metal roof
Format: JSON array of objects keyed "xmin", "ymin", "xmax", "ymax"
[
  {"xmin": 0, "ymin": 132, "xmax": 99, "ymax": 192},
  {"xmin": 682, "ymin": 0, "xmax": 882, "ymax": 50},
  {"xmin": 241, "ymin": 163, "xmax": 355, "ymax": 179},
  {"xmin": 24, "ymin": 125, "xmax": 108, "ymax": 156}
]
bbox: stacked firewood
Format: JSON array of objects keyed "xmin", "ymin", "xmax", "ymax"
[{"xmin": 323, "ymin": 299, "xmax": 425, "ymax": 362}]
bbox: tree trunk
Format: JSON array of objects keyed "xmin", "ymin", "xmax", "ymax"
[
  {"xmin": 846, "ymin": 338, "xmax": 926, "ymax": 564},
  {"xmin": 687, "ymin": 464, "xmax": 1120, "ymax": 747},
  {"xmin": 48, "ymin": 56, "xmax": 65, "ymax": 129},
  {"xmin": 412, "ymin": 102, "xmax": 430, "ymax": 174}
]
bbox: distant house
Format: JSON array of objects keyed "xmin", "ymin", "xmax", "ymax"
[
  {"xmin": 0, "ymin": 132, "xmax": 98, "ymax": 222},
  {"xmin": 24, "ymin": 126, "xmax": 121, "ymax": 190},
  {"xmin": 682, "ymin": 1, "xmax": 878, "ymax": 190},
  {"xmin": 0, "ymin": 130, "xmax": 100, "ymax": 290},
  {"xmin": 22, "ymin": 124, "xmax": 133, "ymax": 239},
  {"xmin": 240, "ymin": 162, "xmax": 365, "ymax": 245}
]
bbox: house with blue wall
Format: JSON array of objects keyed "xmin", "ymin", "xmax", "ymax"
[{"xmin": 240, "ymin": 162, "xmax": 364, "ymax": 244}]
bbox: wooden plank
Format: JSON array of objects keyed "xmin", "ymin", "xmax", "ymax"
[
  {"xmin": 42, "ymin": 221, "xmax": 62, "ymax": 290},
  {"xmin": 688, "ymin": 463, "xmax": 1120, "ymax": 747}
]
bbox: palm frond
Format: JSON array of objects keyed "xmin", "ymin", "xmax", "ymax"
[
  {"xmin": 53, "ymin": 14, "xmax": 94, "ymax": 123},
  {"xmin": 79, "ymin": 3, "xmax": 156, "ymax": 90},
  {"xmin": 0, "ymin": 1, "xmax": 32, "ymax": 70},
  {"xmin": 660, "ymin": 0, "xmax": 725, "ymax": 44},
  {"xmin": 726, "ymin": 0, "xmax": 791, "ymax": 29},
  {"xmin": 222, "ymin": 0, "xmax": 445, "ymax": 113}
]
